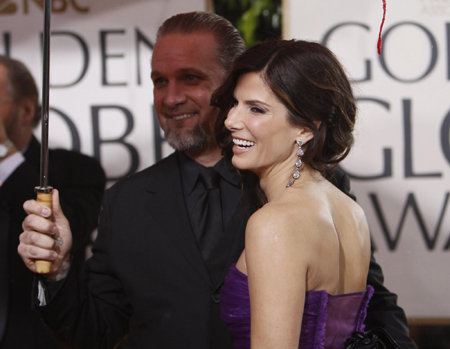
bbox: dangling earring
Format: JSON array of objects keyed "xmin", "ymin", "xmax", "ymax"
[{"xmin": 286, "ymin": 140, "xmax": 304, "ymax": 188}]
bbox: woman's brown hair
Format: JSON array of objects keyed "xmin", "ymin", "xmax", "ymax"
[{"xmin": 212, "ymin": 39, "xmax": 356, "ymax": 175}]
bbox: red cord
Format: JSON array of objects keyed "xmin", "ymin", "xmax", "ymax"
[{"xmin": 377, "ymin": 0, "xmax": 387, "ymax": 54}]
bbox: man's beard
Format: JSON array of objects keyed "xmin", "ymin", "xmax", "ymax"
[{"xmin": 164, "ymin": 122, "xmax": 212, "ymax": 152}]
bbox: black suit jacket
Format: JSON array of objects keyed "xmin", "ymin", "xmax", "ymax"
[
  {"xmin": 0, "ymin": 136, "xmax": 105, "ymax": 348},
  {"xmin": 38, "ymin": 152, "xmax": 254, "ymax": 348},
  {"xmin": 37, "ymin": 155, "xmax": 416, "ymax": 348}
]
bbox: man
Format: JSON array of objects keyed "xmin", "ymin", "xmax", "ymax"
[
  {"xmin": 18, "ymin": 12, "xmax": 417, "ymax": 349},
  {"xmin": 0, "ymin": 56, "xmax": 106, "ymax": 348}
]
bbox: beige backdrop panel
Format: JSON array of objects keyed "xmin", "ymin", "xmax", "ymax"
[{"xmin": 286, "ymin": 0, "xmax": 450, "ymax": 319}]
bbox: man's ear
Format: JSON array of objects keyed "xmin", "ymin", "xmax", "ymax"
[{"xmin": 18, "ymin": 98, "xmax": 35, "ymax": 126}]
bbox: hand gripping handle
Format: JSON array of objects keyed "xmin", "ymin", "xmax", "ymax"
[{"xmin": 35, "ymin": 190, "xmax": 53, "ymax": 274}]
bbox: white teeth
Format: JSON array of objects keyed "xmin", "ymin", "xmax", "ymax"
[
  {"xmin": 233, "ymin": 138, "xmax": 255, "ymax": 148},
  {"xmin": 173, "ymin": 113, "xmax": 195, "ymax": 120}
]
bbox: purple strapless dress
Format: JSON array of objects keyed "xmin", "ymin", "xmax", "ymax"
[{"xmin": 221, "ymin": 264, "xmax": 374, "ymax": 349}]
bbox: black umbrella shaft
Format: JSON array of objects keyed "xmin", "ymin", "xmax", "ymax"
[{"xmin": 40, "ymin": 0, "xmax": 51, "ymax": 189}]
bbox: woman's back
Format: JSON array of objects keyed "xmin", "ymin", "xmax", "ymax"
[
  {"xmin": 231, "ymin": 171, "xmax": 371, "ymax": 348},
  {"xmin": 296, "ymin": 174, "xmax": 371, "ymax": 295},
  {"xmin": 236, "ymin": 172, "xmax": 371, "ymax": 296}
]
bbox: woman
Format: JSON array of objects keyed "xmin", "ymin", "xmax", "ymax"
[{"xmin": 213, "ymin": 40, "xmax": 373, "ymax": 349}]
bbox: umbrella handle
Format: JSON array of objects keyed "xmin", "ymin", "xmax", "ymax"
[{"xmin": 35, "ymin": 190, "xmax": 53, "ymax": 274}]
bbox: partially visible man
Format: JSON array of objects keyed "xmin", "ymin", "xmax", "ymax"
[
  {"xmin": 18, "ymin": 12, "xmax": 416, "ymax": 349},
  {"xmin": 0, "ymin": 56, "xmax": 106, "ymax": 348}
]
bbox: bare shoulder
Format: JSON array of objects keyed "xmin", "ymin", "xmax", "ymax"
[
  {"xmin": 245, "ymin": 204, "xmax": 290, "ymax": 236},
  {"xmin": 245, "ymin": 201, "xmax": 328, "ymax": 266},
  {"xmin": 245, "ymin": 205, "xmax": 290, "ymax": 248},
  {"xmin": 246, "ymin": 202, "xmax": 317, "ymax": 240}
]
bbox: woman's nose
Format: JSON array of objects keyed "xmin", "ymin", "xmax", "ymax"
[{"xmin": 224, "ymin": 106, "xmax": 243, "ymax": 131}]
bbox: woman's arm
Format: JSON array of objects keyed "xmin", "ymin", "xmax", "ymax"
[{"xmin": 245, "ymin": 207, "xmax": 311, "ymax": 349}]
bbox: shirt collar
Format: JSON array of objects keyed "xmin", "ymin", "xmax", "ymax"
[
  {"xmin": 214, "ymin": 156, "xmax": 240, "ymax": 187},
  {"xmin": 177, "ymin": 152, "xmax": 240, "ymax": 196}
]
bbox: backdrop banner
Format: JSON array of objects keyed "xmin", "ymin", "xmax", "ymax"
[
  {"xmin": 0, "ymin": 0, "xmax": 203, "ymax": 181},
  {"xmin": 287, "ymin": 0, "xmax": 450, "ymax": 319}
]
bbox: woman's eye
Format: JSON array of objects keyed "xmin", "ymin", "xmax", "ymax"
[{"xmin": 250, "ymin": 106, "xmax": 265, "ymax": 114}]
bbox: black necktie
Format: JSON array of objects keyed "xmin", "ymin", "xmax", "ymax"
[{"xmin": 191, "ymin": 167, "xmax": 223, "ymax": 262}]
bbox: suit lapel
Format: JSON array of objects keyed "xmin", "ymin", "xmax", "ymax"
[
  {"xmin": 210, "ymin": 192, "xmax": 254, "ymax": 291},
  {"xmin": 143, "ymin": 153, "xmax": 213, "ymax": 288}
]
